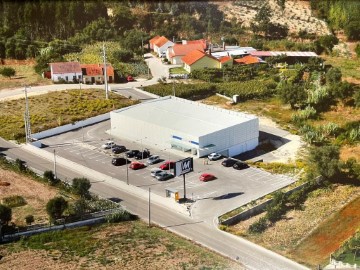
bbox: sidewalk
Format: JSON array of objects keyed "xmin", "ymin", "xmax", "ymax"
[{"xmin": 21, "ymin": 143, "xmax": 189, "ymax": 216}]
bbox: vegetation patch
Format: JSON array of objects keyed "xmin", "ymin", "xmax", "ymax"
[
  {"xmin": 226, "ymin": 184, "xmax": 360, "ymax": 268},
  {"xmin": 0, "ymin": 89, "xmax": 137, "ymax": 142},
  {"xmin": 0, "ymin": 221, "xmax": 242, "ymax": 269},
  {"xmin": 2, "ymin": 195, "xmax": 27, "ymax": 208},
  {"xmin": 289, "ymin": 195, "xmax": 360, "ymax": 266}
]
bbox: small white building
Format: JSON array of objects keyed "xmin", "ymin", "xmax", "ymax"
[
  {"xmin": 110, "ymin": 96, "xmax": 259, "ymax": 158},
  {"xmin": 153, "ymin": 36, "xmax": 174, "ymax": 57},
  {"xmin": 49, "ymin": 62, "xmax": 82, "ymax": 82}
]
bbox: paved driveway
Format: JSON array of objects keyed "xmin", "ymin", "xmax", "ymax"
[{"xmin": 40, "ymin": 120, "xmax": 296, "ymax": 225}]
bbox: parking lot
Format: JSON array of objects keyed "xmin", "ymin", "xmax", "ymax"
[{"xmin": 40, "ymin": 120, "xmax": 296, "ymax": 222}]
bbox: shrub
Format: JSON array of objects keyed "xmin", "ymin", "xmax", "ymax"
[
  {"xmin": 248, "ymin": 217, "xmax": 268, "ymax": 234},
  {"xmin": 0, "ymin": 204, "xmax": 12, "ymax": 225},
  {"xmin": 46, "ymin": 196, "xmax": 68, "ymax": 222},
  {"xmin": 15, "ymin": 158, "xmax": 27, "ymax": 172},
  {"xmin": 105, "ymin": 210, "xmax": 136, "ymax": 223},
  {"xmin": 25, "ymin": 215, "xmax": 34, "ymax": 225},
  {"xmin": 72, "ymin": 177, "xmax": 91, "ymax": 198},
  {"xmin": 43, "ymin": 170, "xmax": 59, "ymax": 186},
  {"xmin": 2, "ymin": 195, "xmax": 27, "ymax": 208}
]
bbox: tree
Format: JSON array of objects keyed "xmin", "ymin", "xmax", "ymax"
[
  {"xmin": 72, "ymin": 177, "xmax": 91, "ymax": 198},
  {"xmin": 0, "ymin": 204, "xmax": 12, "ymax": 225},
  {"xmin": 251, "ymin": 3, "xmax": 272, "ymax": 37},
  {"xmin": 309, "ymin": 145, "xmax": 341, "ymax": 180},
  {"xmin": 318, "ymin": 35, "xmax": 339, "ymax": 54},
  {"xmin": 278, "ymin": 82, "xmax": 307, "ymax": 109},
  {"xmin": 0, "ymin": 67, "xmax": 16, "ymax": 79},
  {"xmin": 326, "ymin": 67, "xmax": 342, "ymax": 85},
  {"xmin": 46, "ymin": 196, "xmax": 68, "ymax": 222},
  {"xmin": 43, "ymin": 170, "xmax": 59, "ymax": 186},
  {"xmin": 25, "ymin": 215, "xmax": 34, "ymax": 225}
]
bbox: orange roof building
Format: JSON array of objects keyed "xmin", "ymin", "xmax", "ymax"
[
  {"xmin": 152, "ymin": 36, "xmax": 174, "ymax": 57},
  {"xmin": 149, "ymin": 35, "xmax": 161, "ymax": 49},
  {"xmin": 234, "ymin": 55, "xmax": 265, "ymax": 65},
  {"xmin": 182, "ymin": 50, "xmax": 220, "ymax": 72},
  {"xmin": 81, "ymin": 64, "xmax": 115, "ymax": 83},
  {"xmin": 168, "ymin": 43, "xmax": 205, "ymax": 64}
]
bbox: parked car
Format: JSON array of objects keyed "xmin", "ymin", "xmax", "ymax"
[
  {"xmin": 129, "ymin": 161, "xmax": 146, "ymax": 170},
  {"xmin": 134, "ymin": 150, "xmax": 151, "ymax": 160},
  {"xmin": 127, "ymin": 75, "xmax": 134, "ymax": 82},
  {"xmin": 208, "ymin": 153, "xmax": 222, "ymax": 161},
  {"xmin": 112, "ymin": 157, "xmax": 129, "ymax": 166},
  {"xmin": 233, "ymin": 161, "xmax": 249, "ymax": 170},
  {"xmin": 221, "ymin": 158, "xmax": 237, "ymax": 167},
  {"xmin": 159, "ymin": 161, "xmax": 175, "ymax": 170},
  {"xmin": 126, "ymin": 150, "xmax": 140, "ymax": 158},
  {"xmin": 155, "ymin": 171, "xmax": 174, "ymax": 181},
  {"xmin": 147, "ymin": 155, "xmax": 160, "ymax": 165},
  {"xmin": 150, "ymin": 168, "xmax": 164, "ymax": 177},
  {"xmin": 199, "ymin": 173, "xmax": 215, "ymax": 182},
  {"xmin": 112, "ymin": 145, "xmax": 127, "ymax": 154},
  {"xmin": 101, "ymin": 141, "xmax": 116, "ymax": 149}
]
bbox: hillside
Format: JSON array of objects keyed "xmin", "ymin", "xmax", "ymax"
[{"xmin": 213, "ymin": 0, "xmax": 330, "ymax": 36}]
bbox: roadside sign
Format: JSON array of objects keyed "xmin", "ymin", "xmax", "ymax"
[{"xmin": 174, "ymin": 157, "xmax": 193, "ymax": 177}]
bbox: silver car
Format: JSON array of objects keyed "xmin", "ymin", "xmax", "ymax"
[
  {"xmin": 147, "ymin": 155, "xmax": 160, "ymax": 165},
  {"xmin": 150, "ymin": 168, "xmax": 164, "ymax": 177}
]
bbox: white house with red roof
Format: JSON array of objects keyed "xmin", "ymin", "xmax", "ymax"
[
  {"xmin": 149, "ymin": 35, "xmax": 161, "ymax": 50},
  {"xmin": 49, "ymin": 62, "xmax": 82, "ymax": 82},
  {"xmin": 153, "ymin": 36, "xmax": 174, "ymax": 57}
]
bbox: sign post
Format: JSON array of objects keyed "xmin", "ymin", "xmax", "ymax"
[{"xmin": 174, "ymin": 157, "xmax": 193, "ymax": 201}]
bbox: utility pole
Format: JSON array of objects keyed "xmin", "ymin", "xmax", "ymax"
[
  {"xmin": 53, "ymin": 149, "xmax": 57, "ymax": 181},
  {"xmin": 102, "ymin": 43, "xmax": 109, "ymax": 99},
  {"xmin": 172, "ymin": 80, "xmax": 175, "ymax": 97},
  {"xmin": 148, "ymin": 188, "xmax": 151, "ymax": 227},
  {"xmin": 24, "ymin": 86, "xmax": 32, "ymax": 144}
]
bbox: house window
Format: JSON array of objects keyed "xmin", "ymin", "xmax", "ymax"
[
  {"xmin": 73, "ymin": 76, "xmax": 76, "ymax": 81},
  {"xmin": 65, "ymin": 76, "xmax": 68, "ymax": 81}
]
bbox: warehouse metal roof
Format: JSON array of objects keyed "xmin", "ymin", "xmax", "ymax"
[{"xmin": 112, "ymin": 96, "xmax": 258, "ymax": 137}]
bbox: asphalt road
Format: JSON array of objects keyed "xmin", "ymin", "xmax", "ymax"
[
  {"xmin": 0, "ymin": 54, "xmax": 309, "ymax": 269},
  {"xmin": 0, "ymin": 138, "xmax": 309, "ymax": 270}
]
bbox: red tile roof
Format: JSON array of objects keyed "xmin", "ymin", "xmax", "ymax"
[
  {"xmin": 185, "ymin": 39, "xmax": 207, "ymax": 50},
  {"xmin": 234, "ymin": 55, "xmax": 262, "ymax": 65},
  {"xmin": 170, "ymin": 43, "xmax": 204, "ymax": 58},
  {"xmin": 218, "ymin": 56, "xmax": 232, "ymax": 63},
  {"xmin": 154, "ymin": 36, "xmax": 171, "ymax": 48},
  {"xmin": 50, "ymin": 62, "xmax": 81, "ymax": 74},
  {"xmin": 81, "ymin": 64, "xmax": 114, "ymax": 77},
  {"xmin": 149, "ymin": 35, "xmax": 161, "ymax": 45},
  {"xmin": 182, "ymin": 50, "xmax": 218, "ymax": 65}
]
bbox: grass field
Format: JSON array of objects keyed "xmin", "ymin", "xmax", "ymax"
[
  {"xmin": 0, "ymin": 221, "xmax": 243, "ymax": 270},
  {"xmin": 0, "ymin": 63, "xmax": 51, "ymax": 90},
  {"xmin": 0, "ymin": 89, "xmax": 137, "ymax": 141},
  {"xmin": 323, "ymin": 56, "xmax": 360, "ymax": 82}
]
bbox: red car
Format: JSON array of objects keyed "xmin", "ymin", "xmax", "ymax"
[
  {"xmin": 199, "ymin": 173, "xmax": 215, "ymax": 182},
  {"xmin": 159, "ymin": 161, "xmax": 175, "ymax": 170},
  {"xmin": 127, "ymin": 75, "xmax": 134, "ymax": 82},
  {"xmin": 129, "ymin": 161, "xmax": 145, "ymax": 170}
]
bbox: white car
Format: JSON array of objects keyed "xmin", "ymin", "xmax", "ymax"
[
  {"xmin": 147, "ymin": 155, "xmax": 160, "ymax": 165},
  {"xmin": 150, "ymin": 168, "xmax": 164, "ymax": 177},
  {"xmin": 208, "ymin": 153, "xmax": 222, "ymax": 161},
  {"xmin": 101, "ymin": 141, "xmax": 116, "ymax": 149}
]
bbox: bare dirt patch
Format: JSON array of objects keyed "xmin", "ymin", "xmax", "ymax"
[
  {"xmin": 227, "ymin": 184, "xmax": 360, "ymax": 268},
  {"xmin": 340, "ymin": 145, "xmax": 360, "ymax": 162},
  {"xmin": 0, "ymin": 168, "xmax": 59, "ymax": 225}
]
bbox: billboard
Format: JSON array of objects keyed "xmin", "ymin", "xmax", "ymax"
[{"xmin": 174, "ymin": 157, "xmax": 193, "ymax": 177}]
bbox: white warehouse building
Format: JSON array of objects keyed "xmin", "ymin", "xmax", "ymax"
[{"xmin": 110, "ymin": 96, "xmax": 259, "ymax": 158}]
